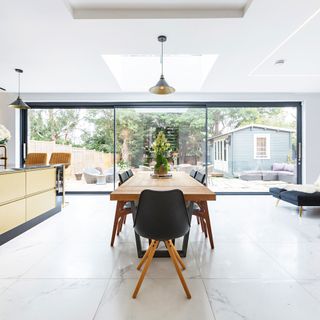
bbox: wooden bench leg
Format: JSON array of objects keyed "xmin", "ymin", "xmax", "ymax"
[{"xmin": 299, "ymin": 206, "xmax": 303, "ymax": 217}]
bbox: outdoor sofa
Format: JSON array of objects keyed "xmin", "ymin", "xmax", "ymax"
[{"xmin": 240, "ymin": 163, "xmax": 296, "ymax": 183}]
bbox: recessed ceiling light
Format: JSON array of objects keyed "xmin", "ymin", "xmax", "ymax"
[{"xmin": 274, "ymin": 59, "xmax": 285, "ymax": 65}]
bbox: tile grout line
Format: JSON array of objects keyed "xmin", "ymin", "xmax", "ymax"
[{"xmin": 91, "ymin": 277, "xmax": 112, "ymax": 320}]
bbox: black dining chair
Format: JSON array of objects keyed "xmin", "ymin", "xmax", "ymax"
[
  {"xmin": 189, "ymin": 169, "xmax": 197, "ymax": 178},
  {"xmin": 118, "ymin": 171, "xmax": 129, "ymax": 184},
  {"xmin": 126, "ymin": 169, "xmax": 134, "ymax": 178},
  {"xmin": 132, "ymin": 189, "xmax": 192, "ymax": 299},
  {"xmin": 195, "ymin": 171, "xmax": 206, "ymax": 184}
]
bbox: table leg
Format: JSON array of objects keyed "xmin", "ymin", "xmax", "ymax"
[{"xmin": 203, "ymin": 201, "xmax": 214, "ymax": 249}]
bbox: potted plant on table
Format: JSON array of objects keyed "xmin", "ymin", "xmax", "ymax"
[{"xmin": 153, "ymin": 131, "xmax": 171, "ymax": 175}]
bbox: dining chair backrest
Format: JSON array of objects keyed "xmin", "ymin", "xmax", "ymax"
[
  {"xmin": 118, "ymin": 171, "xmax": 129, "ymax": 184},
  {"xmin": 127, "ymin": 169, "xmax": 134, "ymax": 178},
  {"xmin": 189, "ymin": 169, "xmax": 197, "ymax": 178},
  {"xmin": 134, "ymin": 189, "xmax": 190, "ymax": 241},
  {"xmin": 195, "ymin": 171, "xmax": 206, "ymax": 185}
]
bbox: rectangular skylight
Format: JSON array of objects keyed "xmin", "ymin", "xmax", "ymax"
[{"xmin": 102, "ymin": 54, "xmax": 218, "ymax": 92}]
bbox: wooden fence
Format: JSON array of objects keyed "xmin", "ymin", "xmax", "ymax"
[{"xmin": 28, "ymin": 140, "xmax": 118, "ymax": 177}]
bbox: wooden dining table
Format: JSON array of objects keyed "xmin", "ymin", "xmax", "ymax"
[{"xmin": 110, "ymin": 171, "xmax": 216, "ymax": 257}]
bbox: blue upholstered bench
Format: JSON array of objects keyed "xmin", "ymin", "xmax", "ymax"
[{"xmin": 269, "ymin": 187, "xmax": 320, "ymax": 216}]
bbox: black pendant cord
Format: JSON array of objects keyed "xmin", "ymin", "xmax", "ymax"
[
  {"xmin": 18, "ymin": 72, "xmax": 21, "ymax": 97},
  {"xmin": 161, "ymin": 40, "xmax": 164, "ymax": 77}
]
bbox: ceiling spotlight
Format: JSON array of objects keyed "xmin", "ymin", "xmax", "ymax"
[{"xmin": 274, "ymin": 59, "xmax": 285, "ymax": 66}]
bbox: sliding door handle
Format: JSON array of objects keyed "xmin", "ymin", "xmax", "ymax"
[{"xmin": 298, "ymin": 142, "xmax": 302, "ymax": 163}]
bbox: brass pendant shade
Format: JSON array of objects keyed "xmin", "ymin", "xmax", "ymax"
[
  {"xmin": 149, "ymin": 75, "xmax": 175, "ymax": 95},
  {"xmin": 149, "ymin": 35, "xmax": 175, "ymax": 95},
  {"xmin": 9, "ymin": 68, "xmax": 30, "ymax": 109},
  {"xmin": 9, "ymin": 96, "xmax": 30, "ymax": 109}
]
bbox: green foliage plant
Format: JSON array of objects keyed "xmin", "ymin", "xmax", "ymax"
[{"xmin": 153, "ymin": 131, "xmax": 171, "ymax": 174}]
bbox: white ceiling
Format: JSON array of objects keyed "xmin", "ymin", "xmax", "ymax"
[{"xmin": 1, "ymin": 0, "xmax": 320, "ymax": 93}]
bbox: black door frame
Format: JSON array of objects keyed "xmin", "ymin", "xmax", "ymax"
[{"xmin": 21, "ymin": 101, "xmax": 302, "ymax": 195}]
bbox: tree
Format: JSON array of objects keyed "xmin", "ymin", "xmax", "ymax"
[{"xmin": 29, "ymin": 109, "xmax": 81, "ymax": 145}]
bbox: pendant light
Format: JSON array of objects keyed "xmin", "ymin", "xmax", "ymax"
[
  {"xmin": 9, "ymin": 68, "xmax": 30, "ymax": 109},
  {"xmin": 149, "ymin": 35, "xmax": 175, "ymax": 95}
]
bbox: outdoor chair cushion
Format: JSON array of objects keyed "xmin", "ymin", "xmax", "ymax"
[
  {"xmin": 272, "ymin": 163, "xmax": 285, "ymax": 171},
  {"xmin": 239, "ymin": 171, "xmax": 262, "ymax": 181},
  {"xmin": 262, "ymin": 171, "xmax": 279, "ymax": 181},
  {"xmin": 277, "ymin": 171, "xmax": 295, "ymax": 183}
]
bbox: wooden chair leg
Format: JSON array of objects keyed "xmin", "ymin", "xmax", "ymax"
[
  {"xmin": 199, "ymin": 216, "xmax": 204, "ymax": 232},
  {"xmin": 203, "ymin": 202, "xmax": 214, "ymax": 250},
  {"xmin": 166, "ymin": 240, "xmax": 191, "ymax": 299},
  {"xmin": 299, "ymin": 206, "xmax": 303, "ymax": 217},
  {"xmin": 110, "ymin": 201, "xmax": 122, "ymax": 246},
  {"xmin": 275, "ymin": 199, "xmax": 280, "ymax": 207},
  {"xmin": 117, "ymin": 216, "xmax": 124, "ymax": 235},
  {"xmin": 200, "ymin": 218, "xmax": 208, "ymax": 237},
  {"xmin": 170, "ymin": 242, "xmax": 186, "ymax": 270},
  {"xmin": 137, "ymin": 243, "xmax": 153, "ymax": 270},
  {"xmin": 132, "ymin": 240, "xmax": 158, "ymax": 299},
  {"xmin": 123, "ymin": 214, "xmax": 127, "ymax": 224}
]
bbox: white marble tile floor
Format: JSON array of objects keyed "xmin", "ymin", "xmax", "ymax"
[{"xmin": 0, "ymin": 195, "xmax": 320, "ymax": 320}]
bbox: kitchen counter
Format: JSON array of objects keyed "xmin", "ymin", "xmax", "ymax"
[
  {"xmin": 0, "ymin": 166, "xmax": 61, "ymax": 245},
  {"xmin": 0, "ymin": 165, "xmax": 53, "ymax": 175}
]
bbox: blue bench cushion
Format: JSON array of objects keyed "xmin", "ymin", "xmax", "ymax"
[
  {"xmin": 280, "ymin": 191, "xmax": 320, "ymax": 206},
  {"xmin": 269, "ymin": 187, "xmax": 286, "ymax": 198}
]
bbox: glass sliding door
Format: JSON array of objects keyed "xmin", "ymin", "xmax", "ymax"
[
  {"xmin": 24, "ymin": 102, "xmax": 301, "ymax": 194},
  {"xmin": 207, "ymin": 106, "xmax": 299, "ymax": 192},
  {"xmin": 27, "ymin": 108, "xmax": 114, "ymax": 192},
  {"xmin": 115, "ymin": 107, "xmax": 206, "ymax": 179}
]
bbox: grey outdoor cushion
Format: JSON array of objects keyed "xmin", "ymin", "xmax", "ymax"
[
  {"xmin": 278, "ymin": 171, "xmax": 295, "ymax": 183},
  {"xmin": 239, "ymin": 171, "xmax": 262, "ymax": 181},
  {"xmin": 262, "ymin": 171, "xmax": 279, "ymax": 181}
]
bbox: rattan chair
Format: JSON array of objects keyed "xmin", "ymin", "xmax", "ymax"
[
  {"xmin": 49, "ymin": 152, "xmax": 71, "ymax": 168},
  {"xmin": 25, "ymin": 153, "xmax": 47, "ymax": 166}
]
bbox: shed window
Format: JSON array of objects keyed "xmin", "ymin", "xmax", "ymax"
[
  {"xmin": 254, "ymin": 134, "xmax": 270, "ymax": 159},
  {"xmin": 213, "ymin": 140, "xmax": 227, "ymax": 161}
]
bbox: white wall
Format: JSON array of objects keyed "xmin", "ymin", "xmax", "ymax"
[
  {"xmin": 0, "ymin": 92, "xmax": 19, "ymax": 167},
  {"xmin": 1, "ymin": 91, "xmax": 320, "ymax": 183}
]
